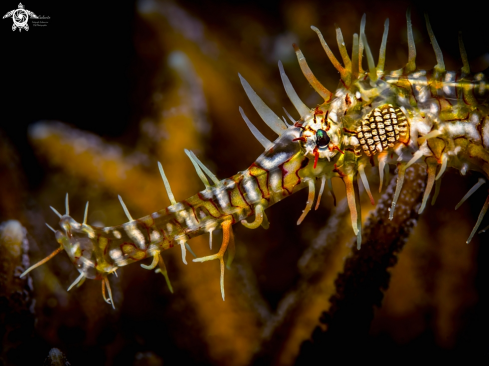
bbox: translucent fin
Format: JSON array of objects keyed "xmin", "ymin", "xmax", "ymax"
[
  {"xmin": 424, "ymin": 14, "xmax": 445, "ymax": 73},
  {"xmin": 344, "ymin": 174, "xmax": 359, "ymax": 235},
  {"xmin": 118, "ymin": 195, "xmax": 134, "ymax": 222},
  {"xmin": 362, "ymin": 33, "xmax": 377, "ymax": 82},
  {"xmin": 432, "ymin": 176, "xmax": 442, "ymax": 205},
  {"xmin": 184, "ymin": 149, "xmax": 210, "ymax": 188},
  {"xmin": 193, "ymin": 221, "xmax": 234, "ymax": 301},
  {"xmin": 293, "ymin": 44, "xmax": 332, "ymax": 102},
  {"xmin": 141, "ymin": 252, "xmax": 160, "ymax": 270},
  {"xmin": 417, "ymin": 130, "xmax": 442, "ymax": 145},
  {"xmin": 389, "ymin": 163, "xmax": 407, "ymax": 220},
  {"xmin": 358, "ymin": 165, "xmax": 375, "ymax": 205},
  {"xmin": 185, "ymin": 243, "xmax": 197, "ymax": 258},
  {"xmin": 283, "ymin": 107, "xmax": 296, "ymax": 124},
  {"xmin": 358, "ymin": 14, "xmax": 366, "ymax": 74},
  {"xmin": 335, "ymin": 26, "xmax": 352, "ymax": 71},
  {"xmin": 278, "ymin": 61, "xmax": 310, "ymax": 117},
  {"xmin": 418, "ymin": 160, "xmax": 437, "ymax": 214},
  {"xmin": 377, "ymin": 19, "xmax": 389, "ymax": 72},
  {"xmin": 45, "ymin": 223, "xmax": 56, "ymax": 233},
  {"xmin": 311, "ymin": 26, "xmax": 347, "ymax": 79},
  {"xmin": 102, "ymin": 276, "xmax": 115, "ymax": 309},
  {"xmin": 459, "ymin": 32, "xmax": 470, "ymax": 74},
  {"xmin": 351, "ymin": 34, "xmax": 359, "ymax": 79},
  {"xmin": 50, "ymin": 206, "xmax": 62, "ymax": 218},
  {"xmin": 158, "ymin": 162, "xmax": 177, "ymax": 205},
  {"xmin": 378, "ymin": 152, "xmax": 388, "ymax": 192},
  {"xmin": 261, "ymin": 210, "xmax": 270, "ymax": 229},
  {"xmin": 65, "ymin": 193, "xmax": 69, "ymax": 216},
  {"xmin": 241, "ymin": 204, "xmax": 264, "ymax": 229},
  {"xmin": 315, "ymin": 175, "xmax": 326, "ymax": 210},
  {"xmin": 327, "ymin": 178, "xmax": 336, "ymax": 206},
  {"xmin": 187, "ymin": 150, "xmax": 220, "ymax": 186},
  {"xmin": 436, "ymin": 153, "xmax": 447, "ymax": 180},
  {"xmin": 20, "ymin": 246, "xmax": 63, "ymax": 278},
  {"xmin": 83, "ymin": 201, "xmax": 89, "ymax": 225},
  {"xmin": 354, "ymin": 178, "xmax": 362, "ymax": 249},
  {"xmin": 467, "ymin": 195, "xmax": 489, "ymax": 244},
  {"xmin": 297, "ymin": 178, "xmax": 316, "ymax": 225},
  {"xmin": 239, "ymin": 107, "xmax": 273, "ymax": 150},
  {"xmin": 179, "ymin": 241, "xmax": 187, "ymax": 265},
  {"xmin": 155, "ymin": 253, "xmax": 173, "ymax": 293},
  {"xmin": 405, "ymin": 150, "xmax": 424, "ymax": 169},
  {"xmin": 67, "ymin": 272, "xmax": 85, "ymax": 291},
  {"xmin": 238, "ymin": 73, "xmax": 287, "ymax": 135},
  {"xmin": 405, "ymin": 9, "xmax": 416, "ymax": 73},
  {"xmin": 455, "ymin": 178, "xmax": 485, "ymax": 210}
]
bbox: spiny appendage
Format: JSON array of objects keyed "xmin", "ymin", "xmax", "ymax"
[{"xmin": 193, "ymin": 220, "xmax": 235, "ymax": 301}]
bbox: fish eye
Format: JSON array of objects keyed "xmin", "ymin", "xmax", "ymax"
[{"xmin": 316, "ymin": 129, "xmax": 330, "ymax": 148}]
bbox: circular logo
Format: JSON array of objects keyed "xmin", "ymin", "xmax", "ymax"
[{"xmin": 12, "ymin": 9, "xmax": 28, "ymax": 27}]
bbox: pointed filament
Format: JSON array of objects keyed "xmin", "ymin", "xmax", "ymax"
[
  {"xmin": 405, "ymin": 150, "xmax": 424, "ymax": 169},
  {"xmin": 50, "ymin": 206, "xmax": 62, "ymax": 218},
  {"xmin": 155, "ymin": 252, "xmax": 173, "ymax": 293},
  {"xmin": 297, "ymin": 179, "xmax": 316, "ymax": 225},
  {"xmin": 436, "ymin": 153, "xmax": 447, "ymax": 180},
  {"xmin": 389, "ymin": 163, "xmax": 407, "ymax": 220},
  {"xmin": 158, "ymin": 161, "xmax": 177, "ymax": 205},
  {"xmin": 118, "ymin": 195, "xmax": 134, "ymax": 222},
  {"xmin": 311, "ymin": 26, "xmax": 347, "ymax": 79},
  {"xmin": 241, "ymin": 204, "xmax": 264, "ymax": 229},
  {"xmin": 20, "ymin": 246, "xmax": 63, "ymax": 278},
  {"xmin": 378, "ymin": 152, "xmax": 388, "ymax": 192},
  {"xmin": 335, "ymin": 26, "xmax": 352, "ymax": 70},
  {"xmin": 362, "ymin": 33, "xmax": 377, "ymax": 82},
  {"xmin": 188, "ymin": 150, "xmax": 220, "ymax": 186},
  {"xmin": 344, "ymin": 174, "xmax": 359, "ymax": 235},
  {"xmin": 67, "ymin": 272, "xmax": 85, "ymax": 291},
  {"xmin": 377, "ymin": 19, "xmax": 389, "ymax": 72},
  {"xmin": 455, "ymin": 178, "xmax": 486, "ymax": 210},
  {"xmin": 406, "ymin": 9, "xmax": 416, "ymax": 72},
  {"xmin": 185, "ymin": 149, "xmax": 210, "ymax": 188},
  {"xmin": 179, "ymin": 240, "xmax": 187, "ymax": 265},
  {"xmin": 351, "ymin": 33, "xmax": 359, "ymax": 79},
  {"xmin": 239, "ymin": 107, "xmax": 273, "ymax": 149},
  {"xmin": 102, "ymin": 276, "xmax": 115, "ymax": 309},
  {"xmin": 204, "ymin": 229, "xmax": 212, "ymax": 251},
  {"xmin": 358, "ymin": 165, "xmax": 375, "ymax": 205},
  {"xmin": 293, "ymin": 44, "xmax": 332, "ymax": 102},
  {"xmin": 141, "ymin": 252, "xmax": 160, "ymax": 270},
  {"xmin": 283, "ymin": 107, "xmax": 295, "ymax": 124},
  {"xmin": 354, "ymin": 178, "xmax": 362, "ymax": 249},
  {"xmin": 432, "ymin": 176, "xmax": 442, "ymax": 205},
  {"xmin": 185, "ymin": 243, "xmax": 197, "ymax": 258},
  {"xmin": 193, "ymin": 220, "xmax": 234, "ymax": 301},
  {"xmin": 45, "ymin": 223, "xmax": 56, "ymax": 233},
  {"xmin": 419, "ymin": 160, "xmax": 437, "ymax": 214},
  {"xmin": 328, "ymin": 178, "xmax": 336, "ymax": 206},
  {"xmin": 459, "ymin": 32, "xmax": 470, "ymax": 74},
  {"xmin": 238, "ymin": 73, "xmax": 286, "ymax": 135},
  {"xmin": 278, "ymin": 61, "xmax": 310, "ymax": 117},
  {"xmin": 315, "ymin": 176, "xmax": 326, "ymax": 210},
  {"xmin": 424, "ymin": 14, "xmax": 445, "ymax": 72},
  {"xmin": 83, "ymin": 201, "xmax": 89, "ymax": 225},
  {"xmin": 467, "ymin": 195, "xmax": 489, "ymax": 244},
  {"xmin": 417, "ymin": 130, "xmax": 442, "ymax": 145},
  {"xmin": 358, "ymin": 14, "xmax": 366, "ymax": 74},
  {"xmin": 65, "ymin": 193, "xmax": 69, "ymax": 216}
]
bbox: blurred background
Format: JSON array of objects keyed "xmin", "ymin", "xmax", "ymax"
[{"xmin": 1, "ymin": 0, "xmax": 489, "ymax": 364}]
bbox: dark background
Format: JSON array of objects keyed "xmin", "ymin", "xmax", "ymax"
[{"xmin": 1, "ymin": 0, "xmax": 489, "ymax": 365}]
